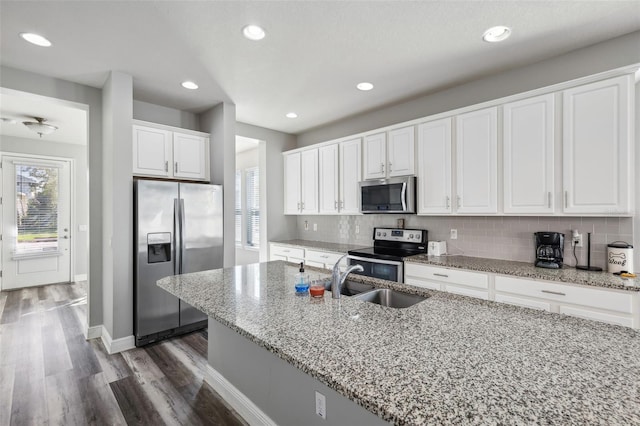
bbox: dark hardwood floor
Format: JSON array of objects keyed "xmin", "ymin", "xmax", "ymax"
[{"xmin": 0, "ymin": 282, "xmax": 247, "ymax": 426}]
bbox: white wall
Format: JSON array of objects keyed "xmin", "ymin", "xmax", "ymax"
[
  {"xmin": 0, "ymin": 65, "xmax": 103, "ymax": 328},
  {"xmin": 133, "ymin": 99, "xmax": 200, "ymax": 131},
  {"xmin": 236, "ymin": 122, "xmax": 297, "ymax": 262},
  {"xmin": 1, "ymin": 136, "xmax": 88, "ymax": 277}
]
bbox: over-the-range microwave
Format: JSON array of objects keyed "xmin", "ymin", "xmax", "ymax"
[{"xmin": 359, "ymin": 176, "xmax": 416, "ymax": 214}]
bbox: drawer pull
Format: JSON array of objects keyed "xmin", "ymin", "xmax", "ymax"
[
  {"xmin": 541, "ymin": 290, "xmax": 566, "ymax": 296},
  {"xmin": 282, "ymin": 249, "xmax": 290, "ymax": 253},
  {"xmin": 321, "ymin": 255, "xmax": 329, "ymax": 258},
  {"xmin": 433, "ymin": 273, "xmax": 449, "ymax": 278}
]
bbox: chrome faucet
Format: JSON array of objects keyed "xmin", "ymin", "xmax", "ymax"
[{"xmin": 331, "ymin": 254, "xmax": 364, "ymax": 299}]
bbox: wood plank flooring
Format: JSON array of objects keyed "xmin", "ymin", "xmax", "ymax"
[{"xmin": 0, "ymin": 282, "xmax": 247, "ymax": 426}]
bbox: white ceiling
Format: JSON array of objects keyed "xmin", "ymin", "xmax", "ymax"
[{"xmin": 1, "ymin": 1, "xmax": 639, "ymax": 136}]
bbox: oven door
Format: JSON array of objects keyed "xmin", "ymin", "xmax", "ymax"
[{"xmin": 348, "ymin": 255, "xmax": 403, "ymax": 282}]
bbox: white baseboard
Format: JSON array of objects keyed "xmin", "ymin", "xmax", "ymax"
[
  {"xmin": 100, "ymin": 326, "xmax": 135, "ymax": 354},
  {"xmin": 85, "ymin": 325, "xmax": 102, "ymax": 340},
  {"xmin": 204, "ymin": 364, "xmax": 277, "ymax": 426},
  {"xmin": 74, "ymin": 274, "xmax": 88, "ymax": 282}
]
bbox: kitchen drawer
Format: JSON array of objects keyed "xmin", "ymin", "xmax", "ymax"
[
  {"xmin": 495, "ymin": 294, "xmax": 551, "ymax": 311},
  {"xmin": 495, "ymin": 276, "xmax": 633, "ymax": 314},
  {"xmin": 405, "ymin": 263, "xmax": 488, "ymax": 289},
  {"xmin": 305, "ymin": 249, "xmax": 343, "ymax": 266},
  {"xmin": 405, "ymin": 277, "xmax": 442, "ymax": 291},
  {"xmin": 444, "ymin": 284, "xmax": 489, "ymax": 300},
  {"xmin": 270, "ymin": 244, "xmax": 305, "ymax": 260},
  {"xmin": 559, "ymin": 306, "xmax": 633, "ymax": 328}
]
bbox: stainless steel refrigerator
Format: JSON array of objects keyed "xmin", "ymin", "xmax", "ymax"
[{"xmin": 134, "ymin": 179, "xmax": 223, "ymax": 346}]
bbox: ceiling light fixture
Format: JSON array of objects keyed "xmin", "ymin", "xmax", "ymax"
[
  {"xmin": 482, "ymin": 26, "xmax": 512, "ymax": 43},
  {"xmin": 357, "ymin": 82, "xmax": 374, "ymax": 91},
  {"xmin": 286, "ymin": 112, "xmax": 298, "ymax": 119},
  {"xmin": 242, "ymin": 25, "xmax": 266, "ymax": 41},
  {"xmin": 181, "ymin": 81, "xmax": 199, "ymax": 90},
  {"xmin": 23, "ymin": 117, "xmax": 58, "ymax": 138},
  {"xmin": 20, "ymin": 32, "xmax": 52, "ymax": 47}
]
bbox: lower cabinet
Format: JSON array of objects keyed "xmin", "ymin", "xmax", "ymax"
[
  {"xmin": 269, "ymin": 244, "xmax": 304, "ymax": 265},
  {"xmin": 269, "ymin": 243, "xmax": 345, "ymax": 271},
  {"xmin": 404, "ymin": 262, "xmax": 639, "ymax": 329}
]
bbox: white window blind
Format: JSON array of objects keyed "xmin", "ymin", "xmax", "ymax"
[
  {"xmin": 246, "ymin": 167, "xmax": 260, "ymax": 247},
  {"xmin": 235, "ymin": 170, "xmax": 242, "ymax": 244}
]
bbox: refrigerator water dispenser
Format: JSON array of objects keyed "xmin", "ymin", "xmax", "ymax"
[{"xmin": 147, "ymin": 232, "xmax": 171, "ymax": 263}]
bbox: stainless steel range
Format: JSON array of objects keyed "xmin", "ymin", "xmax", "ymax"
[{"xmin": 348, "ymin": 227, "xmax": 428, "ymax": 282}]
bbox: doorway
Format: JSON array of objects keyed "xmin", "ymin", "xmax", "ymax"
[{"xmin": 0, "ymin": 154, "xmax": 72, "ymax": 289}]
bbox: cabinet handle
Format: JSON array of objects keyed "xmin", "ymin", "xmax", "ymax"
[
  {"xmin": 165, "ymin": 161, "xmax": 169, "ymax": 172},
  {"xmin": 335, "ymin": 201, "xmax": 338, "ymax": 209},
  {"xmin": 340, "ymin": 200, "xmax": 344, "ymax": 209},
  {"xmin": 457, "ymin": 196, "xmax": 461, "ymax": 209},
  {"xmin": 380, "ymin": 163, "xmax": 384, "ymax": 173},
  {"xmin": 446, "ymin": 196, "xmax": 450, "ymax": 209},
  {"xmin": 548, "ymin": 192, "xmax": 552, "ymax": 208},
  {"xmin": 388, "ymin": 162, "xmax": 392, "ymax": 172},
  {"xmin": 283, "ymin": 249, "xmax": 290, "ymax": 253},
  {"xmin": 433, "ymin": 273, "xmax": 449, "ymax": 278},
  {"xmin": 541, "ymin": 290, "xmax": 566, "ymax": 296},
  {"xmin": 301, "ymin": 202, "xmax": 305, "ymax": 211},
  {"xmin": 297, "ymin": 202, "xmax": 301, "ymax": 211},
  {"xmin": 175, "ymin": 162, "xmax": 178, "ymax": 173},
  {"xmin": 564, "ymin": 191, "xmax": 568, "ymax": 208},
  {"xmin": 321, "ymin": 255, "xmax": 329, "ymax": 258}
]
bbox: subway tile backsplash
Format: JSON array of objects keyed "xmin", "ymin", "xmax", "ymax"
[{"xmin": 296, "ymin": 215, "xmax": 633, "ymax": 269}]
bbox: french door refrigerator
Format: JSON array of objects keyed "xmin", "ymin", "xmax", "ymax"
[{"xmin": 134, "ymin": 179, "xmax": 223, "ymax": 346}]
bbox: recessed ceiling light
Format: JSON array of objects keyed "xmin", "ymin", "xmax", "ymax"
[
  {"xmin": 357, "ymin": 82, "xmax": 374, "ymax": 91},
  {"xmin": 286, "ymin": 112, "xmax": 298, "ymax": 119},
  {"xmin": 1, "ymin": 118, "xmax": 17, "ymax": 124},
  {"xmin": 20, "ymin": 32, "xmax": 52, "ymax": 47},
  {"xmin": 482, "ymin": 26, "xmax": 512, "ymax": 43},
  {"xmin": 181, "ymin": 81, "xmax": 199, "ymax": 90},
  {"xmin": 242, "ymin": 25, "xmax": 266, "ymax": 41}
]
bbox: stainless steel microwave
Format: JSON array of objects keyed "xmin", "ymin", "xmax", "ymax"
[{"xmin": 359, "ymin": 176, "xmax": 416, "ymax": 214}]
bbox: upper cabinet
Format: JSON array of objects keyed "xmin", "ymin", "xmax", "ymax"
[
  {"xmin": 339, "ymin": 138, "xmax": 362, "ymax": 214},
  {"xmin": 132, "ymin": 122, "xmax": 209, "ymax": 181},
  {"xmin": 417, "ymin": 118, "xmax": 452, "ymax": 214},
  {"xmin": 562, "ymin": 75, "xmax": 632, "ymax": 215},
  {"xmin": 363, "ymin": 126, "xmax": 415, "ymax": 180},
  {"xmin": 284, "ymin": 149, "xmax": 319, "ymax": 215},
  {"xmin": 503, "ymin": 94, "xmax": 555, "ymax": 214},
  {"xmin": 455, "ymin": 107, "xmax": 498, "ymax": 214},
  {"xmin": 318, "ymin": 144, "xmax": 339, "ymax": 214}
]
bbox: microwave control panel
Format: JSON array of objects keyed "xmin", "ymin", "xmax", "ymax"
[{"xmin": 374, "ymin": 228, "xmax": 425, "ymax": 243}]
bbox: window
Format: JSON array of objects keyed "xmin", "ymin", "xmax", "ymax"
[{"xmin": 235, "ymin": 167, "xmax": 260, "ymax": 249}]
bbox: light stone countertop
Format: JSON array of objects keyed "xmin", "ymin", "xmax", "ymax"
[
  {"xmin": 405, "ymin": 254, "xmax": 640, "ymax": 291},
  {"xmin": 158, "ymin": 261, "xmax": 640, "ymax": 426},
  {"xmin": 270, "ymin": 239, "xmax": 368, "ymax": 254}
]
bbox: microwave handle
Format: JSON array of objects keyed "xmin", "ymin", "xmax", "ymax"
[{"xmin": 401, "ymin": 182, "xmax": 407, "ymax": 211}]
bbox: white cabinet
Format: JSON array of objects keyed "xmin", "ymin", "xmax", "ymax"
[
  {"xmin": 562, "ymin": 75, "xmax": 632, "ymax": 215},
  {"xmin": 132, "ymin": 122, "xmax": 209, "ymax": 181},
  {"xmin": 503, "ymin": 94, "xmax": 555, "ymax": 214},
  {"xmin": 132, "ymin": 125, "xmax": 172, "ymax": 177},
  {"xmin": 269, "ymin": 243, "xmax": 347, "ymax": 271},
  {"xmin": 417, "ymin": 118, "xmax": 452, "ymax": 214},
  {"xmin": 338, "ymin": 138, "xmax": 362, "ymax": 214},
  {"xmin": 284, "ymin": 150, "xmax": 319, "ymax": 215},
  {"xmin": 269, "ymin": 244, "xmax": 305, "ymax": 264},
  {"xmin": 404, "ymin": 263, "xmax": 489, "ymax": 300},
  {"xmin": 305, "ymin": 249, "xmax": 345, "ymax": 270},
  {"xmin": 455, "ymin": 107, "xmax": 498, "ymax": 214},
  {"xmin": 363, "ymin": 126, "xmax": 415, "ymax": 180},
  {"xmin": 363, "ymin": 132, "xmax": 386, "ymax": 179},
  {"xmin": 318, "ymin": 144, "xmax": 339, "ymax": 214}
]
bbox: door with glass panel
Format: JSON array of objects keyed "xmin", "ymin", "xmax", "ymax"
[{"xmin": 1, "ymin": 155, "xmax": 71, "ymax": 290}]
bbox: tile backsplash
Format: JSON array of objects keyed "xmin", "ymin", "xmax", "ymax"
[{"xmin": 296, "ymin": 215, "xmax": 633, "ymax": 269}]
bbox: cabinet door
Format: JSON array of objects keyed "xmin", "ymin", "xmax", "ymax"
[
  {"xmin": 417, "ymin": 118, "xmax": 452, "ymax": 214},
  {"xmin": 562, "ymin": 75, "xmax": 632, "ymax": 214},
  {"xmin": 388, "ymin": 126, "xmax": 415, "ymax": 177},
  {"xmin": 132, "ymin": 125, "xmax": 172, "ymax": 177},
  {"xmin": 318, "ymin": 145, "xmax": 339, "ymax": 214},
  {"xmin": 283, "ymin": 152, "xmax": 302, "ymax": 214},
  {"xmin": 300, "ymin": 149, "xmax": 319, "ymax": 213},
  {"xmin": 339, "ymin": 138, "xmax": 362, "ymax": 214},
  {"xmin": 173, "ymin": 132, "xmax": 208, "ymax": 180},
  {"xmin": 363, "ymin": 133, "xmax": 387, "ymax": 179},
  {"xmin": 503, "ymin": 94, "xmax": 554, "ymax": 214},
  {"xmin": 455, "ymin": 107, "xmax": 498, "ymax": 214}
]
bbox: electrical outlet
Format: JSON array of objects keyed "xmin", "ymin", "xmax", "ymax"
[
  {"xmin": 450, "ymin": 229, "xmax": 458, "ymax": 240},
  {"xmin": 304, "ymin": 221, "xmax": 309, "ymax": 231},
  {"xmin": 355, "ymin": 224, "xmax": 360, "ymax": 234},
  {"xmin": 313, "ymin": 223, "xmax": 317, "ymax": 231},
  {"xmin": 315, "ymin": 391, "xmax": 326, "ymax": 419},
  {"xmin": 573, "ymin": 233, "xmax": 583, "ymax": 247}
]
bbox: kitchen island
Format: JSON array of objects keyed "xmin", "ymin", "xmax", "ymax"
[{"xmin": 158, "ymin": 261, "xmax": 640, "ymax": 425}]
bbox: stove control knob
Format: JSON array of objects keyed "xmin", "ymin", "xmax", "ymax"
[
  {"xmin": 382, "ymin": 232, "xmax": 387, "ymax": 237},
  {"xmin": 376, "ymin": 231, "xmax": 381, "ymax": 237},
  {"xmin": 409, "ymin": 234, "xmax": 414, "ymax": 239}
]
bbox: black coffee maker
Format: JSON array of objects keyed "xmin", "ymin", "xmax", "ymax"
[{"xmin": 534, "ymin": 232, "xmax": 565, "ymax": 269}]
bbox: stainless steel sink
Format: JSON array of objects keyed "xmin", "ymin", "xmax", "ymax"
[
  {"xmin": 354, "ymin": 288, "xmax": 427, "ymax": 308},
  {"xmin": 326, "ymin": 279, "xmax": 375, "ymax": 296}
]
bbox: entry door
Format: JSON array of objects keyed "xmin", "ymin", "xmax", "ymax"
[{"xmin": 1, "ymin": 155, "xmax": 71, "ymax": 290}]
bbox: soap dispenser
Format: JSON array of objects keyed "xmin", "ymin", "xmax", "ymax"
[{"xmin": 294, "ymin": 262, "xmax": 309, "ymax": 294}]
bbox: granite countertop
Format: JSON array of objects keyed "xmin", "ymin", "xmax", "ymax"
[
  {"xmin": 405, "ymin": 254, "xmax": 640, "ymax": 291},
  {"xmin": 271, "ymin": 239, "xmax": 368, "ymax": 254},
  {"xmin": 158, "ymin": 261, "xmax": 640, "ymax": 425}
]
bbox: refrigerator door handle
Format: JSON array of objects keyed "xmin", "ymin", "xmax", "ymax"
[
  {"xmin": 179, "ymin": 198, "xmax": 186, "ymax": 274},
  {"xmin": 174, "ymin": 198, "xmax": 181, "ymax": 276}
]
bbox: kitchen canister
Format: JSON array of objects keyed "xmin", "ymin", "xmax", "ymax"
[{"xmin": 607, "ymin": 241, "xmax": 634, "ymax": 274}]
